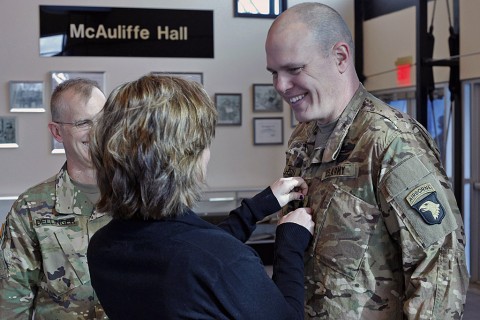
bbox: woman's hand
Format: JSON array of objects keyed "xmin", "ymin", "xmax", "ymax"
[
  {"xmin": 270, "ymin": 177, "xmax": 308, "ymax": 207},
  {"xmin": 278, "ymin": 207, "xmax": 314, "ymax": 235}
]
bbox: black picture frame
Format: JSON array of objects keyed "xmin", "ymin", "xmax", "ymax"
[
  {"xmin": 253, "ymin": 84, "xmax": 283, "ymax": 112},
  {"xmin": 215, "ymin": 93, "xmax": 242, "ymax": 126},
  {"xmin": 253, "ymin": 117, "xmax": 283, "ymax": 145},
  {"xmin": 234, "ymin": 0, "xmax": 287, "ymax": 19}
]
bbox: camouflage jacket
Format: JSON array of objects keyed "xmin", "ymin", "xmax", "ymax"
[
  {"xmin": 0, "ymin": 163, "xmax": 112, "ymax": 319},
  {"xmin": 284, "ymin": 85, "xmax": 469, "ymax": 319}
]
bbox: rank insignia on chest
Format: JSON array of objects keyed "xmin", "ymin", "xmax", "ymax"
[
  {"xmin": 283, "ymin": 166, "xmax": 302, "ymax": 177},
  {"xmin": 406, "ymin": 183, "xmax": 445, "ymax": 225}
]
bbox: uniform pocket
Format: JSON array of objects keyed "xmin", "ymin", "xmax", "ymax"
[
  {"xmin": 312, "ymin": 184, "xmax": 382, "ymax": 280},
  {"xmin": 39, "ymin": 229, "xmax": 88, "ymax": 297}
]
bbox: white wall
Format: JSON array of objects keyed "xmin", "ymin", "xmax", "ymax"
[
  {"xmin": 0, "ymin": 0, "xmax": 354, "ymax": 198},
  {"xmin": 363, "ymin": 6, "xmax": 417, "ymax": 90},
  {"xmin": 460, "ymin": 0, "xmax": 480, "ymax": 80}
]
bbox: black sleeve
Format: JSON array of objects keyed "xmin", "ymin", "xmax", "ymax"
[
  {"xmin": 211, "ymin": 223, "xmax": 311, "ymax": 320},
  {"xmin": 272, "ymin": 222, "xmax": 312, "ymax": 319},
  {"xmin": 217, "ymin": 187, "xmax": 281, "ymax": 242}
]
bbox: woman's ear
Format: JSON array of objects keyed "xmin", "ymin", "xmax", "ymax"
[
  {"xmin": 332, "ymin": 41, "xmax": 350, "ymax": 74},
  {"xmin": 48, "ymin": 122, "xmax": 63, "ymax": 143}
]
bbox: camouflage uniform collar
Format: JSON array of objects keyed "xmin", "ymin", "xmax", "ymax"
[
  {"xmin": 54, "ymin": 163, "xmax": 101, "ymax": 217},
  {"xmin": 322, "ymin": 84, "xmax": 367, "ymax": 162}
]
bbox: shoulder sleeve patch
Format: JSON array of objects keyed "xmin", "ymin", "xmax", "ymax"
[
  {"xmin": 379, "ymin": 154, "xmax": 458, "ymax": 247},
  {"xmin": 406, "ymin": 183, "xmax": 445, "ymax": 225}
]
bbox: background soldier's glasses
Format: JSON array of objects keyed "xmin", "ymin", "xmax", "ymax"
[{"xmin": 54, "ymin": 119, "xmax": 94, "ymax": 130}]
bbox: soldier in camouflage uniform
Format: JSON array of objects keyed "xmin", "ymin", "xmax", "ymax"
[
  {"xmin": 265, "ymin": 2, "xmax": 469, "ymax": 319},
  {"xmin": 0, "ymin": 79, "xmax": 111, "ymax": 319}
]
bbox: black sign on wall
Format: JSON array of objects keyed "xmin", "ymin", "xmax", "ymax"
[{"xmin": 39, "ymin": 6, "xmax": 214, "ymax": 58}]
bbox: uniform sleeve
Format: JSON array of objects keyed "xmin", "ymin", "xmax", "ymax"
[
  {"xmin": 0, "ymin": 198, "xmax": 41, "ymax": 319},
  {"xmin": 378, "ymin": 130, "xmax": 469, "ymax": 319}
]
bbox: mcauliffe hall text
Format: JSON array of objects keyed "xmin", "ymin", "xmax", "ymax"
[{"xmin": 70, "ymin": 24, "xmax": 188, "ymax": 40}]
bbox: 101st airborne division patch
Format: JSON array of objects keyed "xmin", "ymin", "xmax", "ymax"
[{"xmin": 406, "ymin": 182, "xmax": 446, "ymax": 225}]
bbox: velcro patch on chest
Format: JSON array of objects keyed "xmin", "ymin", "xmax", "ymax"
[
  {"xmin": 35, "ymin": 217, "xmax": 78, "ymax": 227},
  {"xmin": 321, "ymin": 163, "xmax": 357, "ymax": 180},
  {"xmin": 406, "ymin": 183, "xmax": 445, "ymax": 225}
]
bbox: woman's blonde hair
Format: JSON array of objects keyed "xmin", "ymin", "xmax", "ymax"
[{"xmin": 90, "ymin": 74, "xmax": 217, "ymax": 219}]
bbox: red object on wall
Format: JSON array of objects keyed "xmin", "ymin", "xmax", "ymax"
[{"xmin": 396, "ymin": 63, "xmax": 412, "ymax": 86}]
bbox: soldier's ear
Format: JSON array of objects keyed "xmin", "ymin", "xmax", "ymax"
[
  {"xmin": 332, "ymin": 41, "xmax": 350, "ymax": 74},
  {"xmin": 48, "ymin": 122, "xmax": 63, "ymax": 143}
]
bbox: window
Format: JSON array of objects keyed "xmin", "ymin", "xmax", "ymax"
[
  {"xmin": 373, "ymin": 88, "xmax": 416, "ymax": 117},
  {"xmin": 462, "ymin": 79, "xmax": 480, "ymax": 279}
]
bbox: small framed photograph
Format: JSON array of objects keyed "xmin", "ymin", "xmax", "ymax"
[
  {"xmin": 50, "ymin": 71, "xmax": 105, "ymax": 154},
  {"xmin": 253, "ymin": 84, "xmax": 283, "ymax": 112},
  {"xmin": 215, "ymin": 93, "xmax": 242, "ymax": 126},
  {"xmin": 51, "ymin": 71, "xmax": 106, "ymax": 93},
  {"xmin": 253, "ymin": 117, "xmax": 283, "ymax": 145},
  {"xmin": 234, "ymin": 0, "xmax": 287, "ymax": 18},
  {"xmin": 152, "ymin": 72, "xmax": 203, "ymax": 85},
  {"xmin": 0, "ymin": 117, "xmax": 19, "ymax": 148},
  {"xmin": 9, "ymin": 81, "xmax": 45, "ymax": 112},
  {"xmin": 51, "ymin": 139, "xmax": 65, "ymax": 154}
]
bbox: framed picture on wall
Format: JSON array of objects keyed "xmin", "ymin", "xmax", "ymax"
[
  {"xmin": 253, "ymin": 117, "xmax": 283, "ymax": 145},
  {"xmin": 50, "ymin": 71, "xmax": 106, "ymax": 154},
  {"xmin": 51, "ymin": 139, "xmax": 65, "ymax": 154},
  {"xmin": 234, "ymin": 0, "xmax": 287, "ymax": 18},
  {"xmin": 0, "ymin": 116, "xmax": 19, "ymax": 148},
  {"xmin": 253, "ymin": 84, "xmax": 283, "ymax": 112},
  {"xmin": 215, "ymin": 93, "xmax": 242, "ymax": 126},
  {"xmin": 9, "ymin": 81, "xmax": 45, "ymax": 112},
  {"xmin": 51, "ymin": 71, "xmax": 106, "ymax": 93},
  {"xmin": 152, "ymin": 72, "xmax": 203, "ymax": 85}
]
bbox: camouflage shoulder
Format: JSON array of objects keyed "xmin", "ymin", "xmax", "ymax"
[
  {"xmin": 14, "ymin": 174, "xmax": 58, "ymax": 203},
  {"xmin": 363, "ymin": 92, "xmax": 419, "ymax": 133}
]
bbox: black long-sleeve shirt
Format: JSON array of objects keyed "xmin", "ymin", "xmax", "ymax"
[{"xmin": 88, "ymin": 187, "xmax": 311, "ymax": 319}]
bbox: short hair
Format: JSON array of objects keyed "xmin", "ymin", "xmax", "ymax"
[
  {"xmin": 275, "ymin": 2, "xmax": 354, "ymax": 58},
  {"xmin": 90, "ymin": 74, "xmax": 217, "ymax": 220},
  {"xmin": 50, "ymin": 78, "xmax": 102, "ymax": 121}
]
